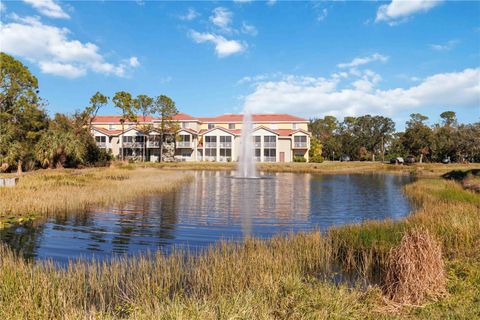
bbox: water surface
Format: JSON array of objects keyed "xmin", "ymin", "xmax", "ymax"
[{"xmin": 1, "ymin": 171, "xmax": 413, "ymax": 263}]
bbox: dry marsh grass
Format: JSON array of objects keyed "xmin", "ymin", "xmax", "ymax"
[
  {"xmin": 0, "ymin": 167, "xmax": 192, "ymax": 227},
  {"xmin": 0, "ymin": 167, "xmax": 479, "ymax": 319},
  {"xmin": 144, "ymin": 160, "xmax": 476, "ymax": 176},
  {"xmin": 384, "ymin": 228, "xmax": 446, "ymax": 304}
]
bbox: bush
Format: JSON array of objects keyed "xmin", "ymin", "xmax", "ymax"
[
  {"xmin": 293, "ymin": 156, "xmax": 307, "ymax": 162},
  {"xmin": 309, "ymin": 155, "xmax": 324, "ymax": 163}
]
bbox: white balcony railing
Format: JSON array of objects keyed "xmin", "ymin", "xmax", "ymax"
[
  {"xmin": 96, "ymin": 142, "xmax": 106, "ymax": 148},
  {"xmin": 254, "ymin": 156, "xmax": 261, "ymax": 162},
  {"xmin": 205, "ymin": 142, "xmax": 217, "ymax": 148},
  {"xmin": 219, "ymin": 142, "xmax": 232, "ymax": 148},
  {"xmin": 219, "ymin": 156, "xmax": 232, "ymax": 162},
  {"xmin": 293, "ymin": 142, "xmax": 308, "ymax": 148},
  {"xmin": 122, "ymin": 141, "xmax": 144, "ymax": 148},
  {"xmin": 147, "ymin": 141, "xmax": 160, "ymax": 148},
  {"xmin": 264, "ymin": 142, "xmax": 276, "ymax": 148},
  {"xmin": 254, "ymin": 142, "xmax": 261, "ymax": 148},
  {"xmin": 204, "ymin": 156, "xmax": 216, "ymax": 161},
  {"xmin": 264, "ymin": 156, "xmax": 276, "ymax": 162},
  {"xmin": 177, "ymin": 141, "xmax": 192, "ymax": 148}
]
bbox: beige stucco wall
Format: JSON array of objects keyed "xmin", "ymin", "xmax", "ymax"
[{"xmin": 277, "ymin": 138, "xmax": 292, "ymax": 162}]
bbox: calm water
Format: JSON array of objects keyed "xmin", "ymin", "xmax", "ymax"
[{"xmin": 1, "ymin": 171, "xmax": 413, "ymax": 263}]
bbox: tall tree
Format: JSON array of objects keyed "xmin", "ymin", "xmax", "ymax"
[
  {"xmin": 0, "ymin": 53, "xmax": 48, "ymax": 173},
  {"xmin": 309, "ymin": 116, "xmax": 340, "ymax": 160},
  {"xmin": 135, "ymin": 94, "xmax": 154, "ymax": 161},
  {"xmin": 86, "ymin": 92, "xmax": 109, "ymax": 129},
  {"xmin": 153, "ymin": 95, "xmax": 179, "ymax": 162},
  {"xmin": 432, "ymin": 111, "xmax": 458, "ymax": 161},
  {"xmin": 402, "ymin": 113, "xmax": 433, "ymax": 163},
  {"xmin": 112, "ymin": 91, "xmax": 137, "ymax": 161}
]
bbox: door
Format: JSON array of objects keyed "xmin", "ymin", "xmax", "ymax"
[{"xmin": 279, "ymin": 152, "xmax": 285, "ymax": 162}]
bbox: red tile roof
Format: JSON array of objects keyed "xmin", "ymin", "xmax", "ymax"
[
  {"xmin": 172, "ymin": 112, "xmax": 197, "ymax": 121},
  {"xmin": 197, "ymin": 114, "xmax": 308, "ymax": 122},
  {"xmin": 91, "ymin": 126, "xmax": 123, "ymax": 136},
  {"xmin": 92, "ymin": 115, "xmax": 155, "ymax": 123}
]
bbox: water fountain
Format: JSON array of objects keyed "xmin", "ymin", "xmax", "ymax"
[{"xmin": 235, "ymin": 109, "xmax": 258, "ymax": 178}]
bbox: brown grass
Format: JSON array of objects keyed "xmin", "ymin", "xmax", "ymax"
[
  {"xmin": 143, "ymin": 160, "xmax": 476, "ymax": 176},
  {"xmin": 0, "ymin": 166, "xmax": 192, "ymax": 227},
  {"xmin": 384, "ymin": 228, "xmax": 446, "ymax": 304}
]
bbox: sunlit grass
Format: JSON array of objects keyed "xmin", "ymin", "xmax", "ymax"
[
  {"xmin": 0, "ymin": 166, "xmax": 192, "ymax": 227},
  {"xmin": 0, "ymin": 166, "xmax": 479, "ymax": 319}
]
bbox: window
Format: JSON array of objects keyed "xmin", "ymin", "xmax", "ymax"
[
  {"xmin": 220, "ymin": 149, "xmax": 232, "ymax": 157},
  {"xmin": 293, "ymin": 123, "xmax": 300, "ymax": 130},
  {"xmin": 228, "ymin": 123, "xmax": 235, "ymax": 129},
  {"xmin": 208, "ymin": 123, "xmax": 215, "ymax": 129},
  {"xmin": 294, "ymin": 136, "xmax": 307, "ymax": 143},
  {"xmin": 179, "ymin": 135, "xmax": 190, "ymax": 142},
  {"xmin": 135, "ymin": 136, "xmax": 144, "ymax": 143},
  {"xmin": 255, "ymin": 149, "xmax": 261, "ymax": 157},
  {"xmin": 109, "ymin": 124, "xmax": 115, "ymax": 130},
  {"xmin": 205, "ymin": 148, "xmax": 217, "ymax": 157},
  {"xmin": 182, "ymin": 122, "xmax": 187, "ymax": 129},
  {"xmin": 264, "ymin": 136, "xmax": 275, "ymax": 142},
  {"xmin": 220, "ymin": 136, "xmax": 231, "ymax": 143},
  {"xmin": 264, "ymin": 149, "xmax": 276, "ymax": 157},
  {"xmin": 95, "ymin": 136, "xmax": 106, "ymax": 143},
  {"xmin": 205, "ymin": 136, "xmax": 217, "ymax": 143},
  {"xmin": 123, "ymin": 136, "xmax": 133, "ymax": 143},
  {"xmin": 270, "ymin": 124, "xmax": 278, "ymax": 129}
]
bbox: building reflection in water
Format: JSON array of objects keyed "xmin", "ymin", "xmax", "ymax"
[{"xmin": 0, "ymin": 171, "xmax": 412, "ymax": 263}]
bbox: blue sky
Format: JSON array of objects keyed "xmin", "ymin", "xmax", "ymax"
[{"xmin": 1, "ymin": 0, "xmax": 479, "ymax": 129}]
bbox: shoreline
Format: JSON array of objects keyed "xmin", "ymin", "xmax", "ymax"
[{"xmin": 0, "ymin": 166, "xmax": 478, "ymax": 318}]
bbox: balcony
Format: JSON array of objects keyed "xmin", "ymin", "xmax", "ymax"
[
  {"xmin": 147, "ymin": 140, "xmax": 160, "ymax": 148},
  {"xmin": 254, "ymin": 156, "xmax": 261, "ymax": 162},
  {"xmin": 122, "ymin": 141, "xmax": 144, "ymax": 148},
  {"xmin": 205, "ymin": 142, "xmax": 217, "ymax": 148},
  {"xmin": 264, "ymin": 142, "xmax": 276, "ymax": 148},
  {"xmin": 293, "ymin": 142, "xmax": 308, "ymax": 149},
  {"xmin": 219, "ymin": 156, "xmax": 232, "ymax": 162},
  {"xmin": 264, "ymin": 156, "xmax": 276, "ymax": 162},
  {"xmin": 219, "ymin": 142, "xmax": 232, "ymax": 148},
  {"xmin": 96, "ymin": 142, "xmax": 106, "ymax": 148},
  {"xmin": 177, "ymin": 141, "xmax": 193, "ymax": 148},
  {"xmin": 254, "ymin": 142, "xmax": 261, "ymax": 148}
]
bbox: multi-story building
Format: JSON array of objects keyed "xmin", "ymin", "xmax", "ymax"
[{"xmin": 91, "ymin": 113, "xmax": 311, "ymax": 162}]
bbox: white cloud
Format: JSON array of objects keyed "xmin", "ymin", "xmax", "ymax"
[
  {"xmin": 266, "ymin": 0, "xmax": 277, "ymax": 6},
  {"xmin": 0, "ymin": 15, "xmax": 136, "ymax": 78},
  {"xmin": 0, "ymin": 2, "xmax": 6, "ymax": 13},
  {"xmin": 429, "ymin": 39, "xmax": 459, "ymax": 51},
  {"xmin": 179, "ymin": 8, "xmax": 199, "ymax": 21},
  {"xmin": 190, "ymin": 30, "xmax": 246, "ymax": 57},
  {"xmin": 39, "ymin": 61, "xmax": 86, "ymax": 78},
  {"xmin": 129, "ymin": 56, "xmax": 140, "ymax": 67},
  {"xmin": 23, "ymin": 0, "xmax": 70, "ymax": 19},
  {"xmin": 210, "ymin": 7, "xmax": 233, "ymax": 32},
  {"xmin": 317, "ymin": 8, "xmax": 328, "ymax": 21},
  {"xmin": 241, "ymin": 21, "xmax": 258, "ymax": 36},
  {"xmin": 376, "ymin": 0, "xmax": 442, "ymax": 25},
  {"xmin": 243, "ymin": 68, "xmax": 480, "ymax": 119},
  {"xmin": 337, "ymin": 53, "xmax": 389, "ymax": 69}
]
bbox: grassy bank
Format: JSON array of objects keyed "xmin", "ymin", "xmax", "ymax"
[
  {"xmin": 145, "ymin": 160, "xmax": 476, "ymax": 176},
  {"xmin": 0, "ymin": 170, "xmax": 478, "ymax": 319},
  {"xmin": 0, "ymin": 166, "xmax": 192, "ymax": 228}
]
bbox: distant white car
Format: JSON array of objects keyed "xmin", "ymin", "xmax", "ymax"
[{"xmin": 390, "ymin": 157, "xmax": 404, "ymax": 164}]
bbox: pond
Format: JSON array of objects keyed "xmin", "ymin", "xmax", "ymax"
[{"xmin": 1, "ymin": 171, "xmax": 414, "ymax": 263}]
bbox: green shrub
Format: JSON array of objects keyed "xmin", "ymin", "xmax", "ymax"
[
  {"xmin": 293, "ymin": 156, "xmax": 307, "ymax": 162},
  {"xmin": 310, "ymin": 155, "xmax": 324, "ymax": 163}
]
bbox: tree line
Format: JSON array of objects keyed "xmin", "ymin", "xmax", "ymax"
[
  {"xmin": 309, "ymin": 112, "xmax": 480, "ymax": 163},
  {"xmin": 0, "ymin": 53, "xmax": 178, "ymax": 173}
]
